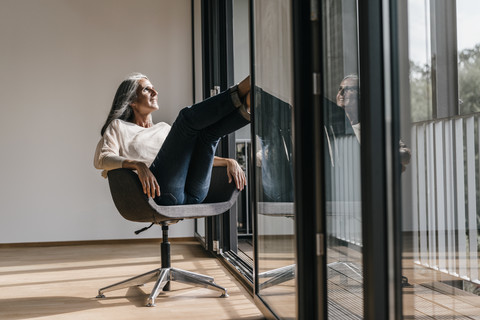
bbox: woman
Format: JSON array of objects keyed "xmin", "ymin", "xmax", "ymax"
[
  {"xmin": 94, "ymin": 73, "xmax": 251, "ymax": 205},
  {"xmin": 336, "ymin": 74, "xmax": 360, "ymax": 141}
]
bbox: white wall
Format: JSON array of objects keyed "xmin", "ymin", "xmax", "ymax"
[{"xmin": 0, "ymin": 0, "xmax": 195, "ymax": 243}]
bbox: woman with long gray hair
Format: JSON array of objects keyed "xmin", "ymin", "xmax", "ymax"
[{"xmin": 94, "ymin": 73, "xmax": 251, "ymax": 205}]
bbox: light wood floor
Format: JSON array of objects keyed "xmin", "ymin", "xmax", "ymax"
[
  {"xmin": 0, "ymin": 240, "xmax": 265, "ymax": 320},
  {"xmin": 326, "ymin": 241, "xmax": 480, "ymax": 319}
]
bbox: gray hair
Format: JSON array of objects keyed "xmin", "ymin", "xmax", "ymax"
[
  {"xmin": 342, "ymin": 74, "xmax": 359, "ymax": 83},
  {"xmin": 100, "ymin": 72, "xmax": 148, "ymax": 136}
]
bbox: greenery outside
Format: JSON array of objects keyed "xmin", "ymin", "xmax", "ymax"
[{"xmin": 410, "ymin": 43, "xmax": 480, "ymax": 122}]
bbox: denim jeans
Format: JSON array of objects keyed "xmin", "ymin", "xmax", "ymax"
[{"xmin": 149, "ymin": 87, "xmax": 249, "ymax": 205}]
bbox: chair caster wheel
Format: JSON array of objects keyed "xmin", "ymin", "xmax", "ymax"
[
  {"xmin": 96, "ymin": 294, "xmax": 106, "ymax": 299},
  {"xmin": 220, "ymin": 293, "xmax": 229, "ymax": 298},
  {"xmin": 146, "ymin": 302, "xmax": 155, "ymax": 307}
]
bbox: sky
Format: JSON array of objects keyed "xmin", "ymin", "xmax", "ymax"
[{"xmin": 408, "ymin": 0, "xmax": 480, "ymax": 64}]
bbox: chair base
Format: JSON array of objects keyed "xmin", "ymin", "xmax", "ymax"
[
  {"xmin": 258, "ymin": 264, "xmax": 295, "ymax": 290},
  {"xmin": 96, "ymin": 267, "xmax": 228, "ymax": 307}
]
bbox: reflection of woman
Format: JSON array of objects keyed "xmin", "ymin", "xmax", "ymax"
[
  {"xmin": 94, "ymin": 73, "xmax": 251, "ymax": 205},
  {"xmin": 335, "ymin": 74, "xmax": 410, "ymax": 171},
  {"xmin": 336, "ymin": 74, "xmax": 360, "ymax": 141}
]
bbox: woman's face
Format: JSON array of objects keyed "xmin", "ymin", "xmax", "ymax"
[
  {"xmin": 130, "ymin": 78, "xmax": 159, "ymax": 115},
  {"xmin": 336, "ymin": 78, "xmax": 358, "ymax": 109}
]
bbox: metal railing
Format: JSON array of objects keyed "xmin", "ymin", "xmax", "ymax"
[
  {"xmin": 326, "ymin": 134, "xmax": 362, "ymax": 246},
  {"xmin": 412, "ymin": 116, "xmax": 479, "ymax": 283}
]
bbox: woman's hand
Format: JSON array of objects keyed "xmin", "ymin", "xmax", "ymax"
[
  {"xmin": 225, "ymin": 159, "xmax": 246, "ymax": 191},
  {"xmin": 123, "ymin": 160, "xmax": 160, "ymax": 198}
]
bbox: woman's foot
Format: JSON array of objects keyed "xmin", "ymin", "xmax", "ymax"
[
  {"xmin": 244, "ymin": 91, "xmax": 250, "ymax": 113},
  {"xmin": 232, "ymin": 75, "xmax": 251, "ymax": 121},
  {"xmin": 238, "ymin": 75, "xmax": 251, "ymax": 98},
  {"xmin": 236, "ymin": 91, "xmax": 251, "ymax": 121}
]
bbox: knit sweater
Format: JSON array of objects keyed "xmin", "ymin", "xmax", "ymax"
[{"xmin": 94, "ymin": 119, "xmax": 171, "ymax": 178}]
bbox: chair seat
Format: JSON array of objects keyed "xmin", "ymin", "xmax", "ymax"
[
  {"xmin": 107, "ymin": 167, "xmax": 239, "ymax": 223},
  {"xmin": 257, "ymin": 201, "xmax": 294, "ymax": 217}
]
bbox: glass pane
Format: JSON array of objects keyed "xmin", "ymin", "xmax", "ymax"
[
  {"xmin": 233, "ymin": 0, "xmax": 253, "ymax": 262},
  {"xmin": 322, "ymin": 0, "xmax": 363, "ymax": 318},
  {"xmin": 193, "ymin": 0, "xmax": 205, "ymax": 240},
  {"xmin": 253, "ymin": 0, "xmax": 296, "ymax": 318},
  {"xmin": 457, "ymin": 0, "xmax": 480, "ymax": 114},
  {"xmin": 408, "ymin": 0, "xmax": 433, "ymax": 122},
  {"xmin": 401, "ymin": 1, "xmax": 480, "ymax": 318}
]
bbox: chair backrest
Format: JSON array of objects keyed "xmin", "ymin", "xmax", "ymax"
[
  {"xmin": 107, "ymin": 167, "xmax": 238, "ymax": 223},
  {"xmin": 203, "ymin": 167, "xmax": 238, "ymax": 203}
]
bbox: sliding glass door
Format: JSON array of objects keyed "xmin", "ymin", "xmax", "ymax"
[
  {"xmin": 194, "ymin": 0, "xmax": 237, "ymax": 254},
  {"xmin": 400, "ymin": 0, "xmax": 480, "ymax": 318},
  {"xmin": 248, "ymin": 0, "xmax": 401, "ymax": 318},
  {"xmin": 321, "ymin": 1, "xmax": 364, "ymax": 318},
  {"xmin": 231, "ymin": 0, "xmax": 254, "ymax": 276},
  {"xmin": 195, "ymin": 0, "xmax": 257, "ymax": 287},
  {"xmin": 251, "ymin": 0, "xmax": 296, "ymax": 318}
]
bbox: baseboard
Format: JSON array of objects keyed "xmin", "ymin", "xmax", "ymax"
[{"xmin": 0, "ymin": 237, "xmax": 197, "ymax": 248}]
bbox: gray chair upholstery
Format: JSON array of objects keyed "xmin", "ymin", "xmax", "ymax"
[
  {"xmin": 96, "ymin": 167, "xmax": 239, "ymax": 307},
  {"xmin": 108, "ymin": 167, "xmax": 238, "ymax": 222}
]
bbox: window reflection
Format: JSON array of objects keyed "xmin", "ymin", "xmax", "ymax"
[
  {"xmin": 253, "ymin": 0, "xmax": 296, "ymax": 318},
  {"xmin": 254, "ymin": 86, "xmax": 296, "ymax": 318},
  {"xmin": 408, "ymin": 0, "xmax": 433, "ymax": 122},
  {"xmin": 193, "ymin": 0, "xmax": 205, "ymax": 241},
  {"xmin": 256, "ymin": 88, "xmax": 293, "ymax": 203},
  {"xmin": 322, "ymin": 0, "xmax": 363, "ymax": 318},
  {"xmin": 402, "ymin": 0, "xmax": 480, "ymax": 318},
  {"xmin": 233, "ymin": 0, "xmax": 254, "ymax": 261},
  {"xmin": 457, "ymin": 0, "xmax": 480, "ymax": 114}
]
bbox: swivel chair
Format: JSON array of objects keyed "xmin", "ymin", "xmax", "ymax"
[{"xmin": 95, "ymin": 167, "xmax": 239, "ymax": 307}]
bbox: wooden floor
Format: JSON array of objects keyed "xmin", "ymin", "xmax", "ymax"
[
  {"xmin": 0, "ymin": 240, "xmax": 264, "ymax": 320},
  {"xmin": 327, "ymin": 241, "xmax": 480, "ymax": 319},
  {"xmin": 327, "ymin": 243, "xmax": 364, "ymax": 319},
  {"xmin": 402, "ymin": 256, "xmax": 480, "ymax": 319}
]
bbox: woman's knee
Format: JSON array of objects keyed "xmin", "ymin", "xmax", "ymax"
[{"xmin": 176, "ymin": 106, "xmax": 201, "ymax": 132}]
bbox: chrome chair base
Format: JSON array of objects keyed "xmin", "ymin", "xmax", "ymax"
[
  {"xmin": 257, "ymin": 262, "xmax": 364, "ymax": 291},
  {"xmin": 258, "ymin": 264, "xmax": 295, "ymax": 290},
  {"xmin": 96, "ymin": 267, "xmax": 228, "ymax": 307}
]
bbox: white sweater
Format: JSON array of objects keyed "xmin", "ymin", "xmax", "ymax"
[{"xmin": 94, "ymin": 119, "xmax": 171, "ymax": 178}]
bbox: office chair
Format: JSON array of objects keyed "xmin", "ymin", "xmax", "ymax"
[{"xmin": 95, "ymin": 167, "xmax": 239, "ymax": 307}]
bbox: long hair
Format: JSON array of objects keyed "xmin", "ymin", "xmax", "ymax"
[{"xmin": 100, "ymin": 73, "xmax": 148, "ymax": 136}]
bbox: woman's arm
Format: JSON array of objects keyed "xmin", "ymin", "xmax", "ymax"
[
  {"xmin": 94, "ymin": 121, "xmax": 160, "ymax": 198},
  {"xmin": 93, "ymin": 137, "xmax": 125, "ymax": 171},
  {"xmin": 95, "ymin": 139, "xmax": 160, "ymax": 198},
  {"xmin": 122, "ymin": 160, "xmax": 160, "ymax": 198},
  {"xmin": 94, "ymin": 120, "xmax": 128, "ymax": 171},
  {"xmin": 213, "ymin": 156, "xmax": 246, "ymax": 191}
]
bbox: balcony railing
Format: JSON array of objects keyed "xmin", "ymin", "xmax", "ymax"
[
  {"xmin": 326, "ymin": 134, "xmax": 362, "ymax": 246},
  {"xmin": 412, "ymin": 116, "xmax": 480, "ymax": 283}
]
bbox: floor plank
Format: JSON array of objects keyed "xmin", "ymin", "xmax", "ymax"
[{"xmin": 0, "ymin": 241, "xmax": 264, "ymax": 320}]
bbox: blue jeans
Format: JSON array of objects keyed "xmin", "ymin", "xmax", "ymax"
[{"xmin": 149, "ymin": 87, "xmax": 249, "ymax": 205}]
